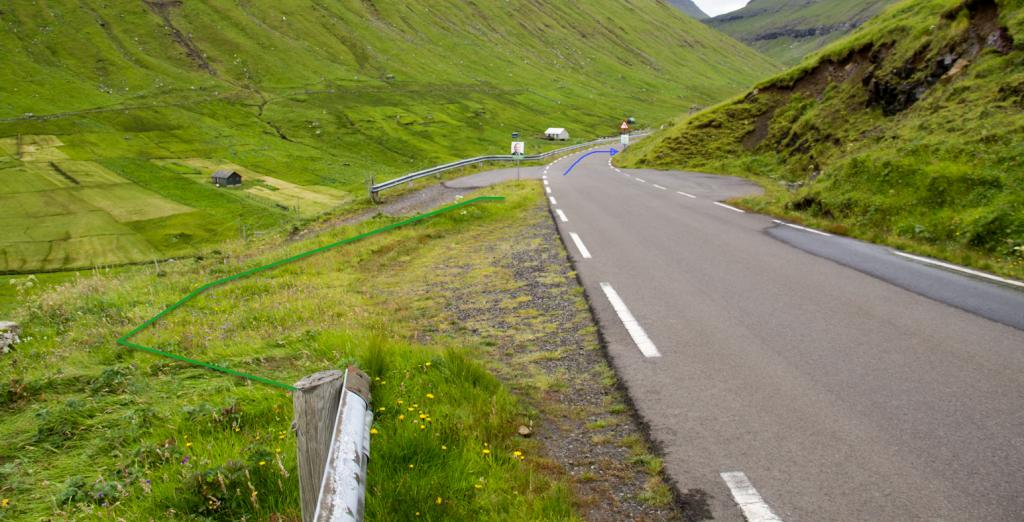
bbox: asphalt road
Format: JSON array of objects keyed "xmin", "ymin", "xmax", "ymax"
[{"xmin": 448, "ymin": 149, "xmax": 1024, "ymax": 521}]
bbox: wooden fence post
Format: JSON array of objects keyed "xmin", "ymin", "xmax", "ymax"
[{"xmin": 293, "ymin": 370, "xmax": 346, "ymax": 522}]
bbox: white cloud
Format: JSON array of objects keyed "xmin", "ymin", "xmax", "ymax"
[{"xmin": 693, "ymin": 0, "xmax": 750, "ymax": 17}]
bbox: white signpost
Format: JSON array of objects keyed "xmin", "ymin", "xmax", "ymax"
[
  {"xmin": 619, "ymin": 121, "xmax": 630, "ymax": 148},
  {"xmin": 511, "ymin": 139, "xmax": 525, "ymax": 180}
]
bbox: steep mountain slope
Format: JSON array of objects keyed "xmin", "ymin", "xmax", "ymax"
[
  {"xmin": 0, "ymin": 0, "xmax": 777, "ymax": 273},
  {"xmin": 668, "ymin": 0, "xmax": 710, "ymax": 19},
  {"xmin": 710, "ymin": 0, "xmax": 897, "ymax": 64},
  {"xmin": 621, "ymin": 0, "xmax": 1024, "ymax": 278}
]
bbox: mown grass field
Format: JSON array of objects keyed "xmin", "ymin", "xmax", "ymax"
[
  {"xmin": 0, "ymin": 0, "xmax": 777, "ymax": 273},
  {"xmin": 0, "ymin": 182, "xmax": 671, "ymax": 520},
  {"xmin": 622, "ymin": 0, "xmax": 1024, "ymax": 280}
]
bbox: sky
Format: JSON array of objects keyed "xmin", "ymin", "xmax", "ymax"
[{"xmin": 692, "ymin": 0, "xmax": 751, "ymax": 17}]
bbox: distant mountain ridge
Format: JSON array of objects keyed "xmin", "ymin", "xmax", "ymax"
[
  {"xmin": 667, "ymin": 0, "xmax": 709, "ymax": 20},
  {"xmin": 710, "ymin": 0, "xmax": 896, "ymax": 64}
]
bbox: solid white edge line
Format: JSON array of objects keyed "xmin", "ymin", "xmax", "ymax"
[
  {"xmin": 772, "ymin": 220, "xmax": 832, "ymax": 237},
  {"xmin": 892, "ymin": 251, "xmax": 1024, "ymax": 289},
  {"xmin": 720, "ymin": 472, "xmax": 783, "ymax": 522},
  {"xmin": 555, "ymin": 209, "xmax": 568, "ymax": 222},
  {"xmin": 676, "ymin": 191, "xmax": 697, "ymax": 199},
  {"xmin": 549, "ymin": 196, "xmax": 558, "ymax": 205},
  {"xmin": 653, "ymin": 184, "xmax": 667, "ymax": 190},
  {"xmin": 599, "ymin": 283, "xmax": 661, "ymax": 358},
  {"xmin": 569, "ymin": 232, "xmax": 592, "ymax": 259},
  {"xmin": 714, "ymin": 202, "xmax": 745, "ymax": 213}
]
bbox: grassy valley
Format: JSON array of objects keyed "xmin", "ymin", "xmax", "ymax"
[
  {"xmin": 0, "ymin": 0, "xmax": 776, "ymax": 273},
  {"xmin": 621, "ymin": 0, "xmax": 1024, "ymax": 279},
  {"xmin": 710, "ymin": 0, "xmax": 897, "ymax": 65}
]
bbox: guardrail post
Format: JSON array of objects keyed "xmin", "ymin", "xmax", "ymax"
[
  {"xmin": 313, "ymin": 367, "xmax": 372, "ymax": 522},
  {"xmin": 294, "ymin": 370, "xmax": 346, "ymax": 522}
]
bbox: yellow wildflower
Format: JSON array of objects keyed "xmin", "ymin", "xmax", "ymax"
[
  {"xmin": 370, "ymin": 428, "xmax": 379, "ymax": 435},
  {"xmin": 482, "ymin": 449, "xmax": 491, "ymax": 455},
  {"xmin": 436, "ymin": 497, "xmax": 442, "ymax": 505},
  {"xmin": 426, "ymin": 393, "xmax": 435, "ymax": 399},
  {"xmin": 425, "ymin": 362, "xmax": 431, "ymax": 367},
  {"xmin": 378, "ymin": 407, "xmax": 386, "ymax": 412},
  {"xmin": 409, "ymin": 464, "xmax": 415, "ymax": 469},
  {"xmin": 185, "ymin": 442, "xmax": 192, "ymax": 448},
  {"xmin": 398, "ymin": 415, "xmax": 405, "ymax": 420},
  {"xmin": 259, "ymin": 461, "xmax": 266, "ymax": 466},
  {"xmin": 474, "ymin": 484, "xmax": 483, "ymax": 489},
  {"xmin": 419, "ymin": 414, "xmax": 427, "ymax": 420},
  {"xmin": 441, "ymin": 445, "xmax": 448, "ymax": 450},
  {"xmin": 1, "ymin": 498, "xmax": 9, "ymax": 508},
  {"xmin": 512, "ymin": 451, "xmax": 522, "ymax": 458}
]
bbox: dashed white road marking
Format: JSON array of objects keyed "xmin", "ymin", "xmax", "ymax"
[
  {"xmin": 543, "ymin": 175, "xmax": 548, "ymax": 180},
  {"xmin": 720, "ymin": 472, "xmax": 783, "ymax": 522},
  {"xmin": 543, "ymin": 179, "xmax": 549, "ymax": 186},
  {"xmin": 599, "ymin": 283, "xmax": 661, "ymax": 358},
  {"xmin": 569, "ymin": 232, "xmax": 592, "ymax": 259},
  {"xmin": 545, "ymin": 186, "xmax": 552, "ymax": 194},
  {"xmin": 555, "ymin": 209, "xmax": 569, "ymax": 222},
  {"xmin": 772, "ymin": 220, "xmax": 832, "ymax": 237},
  {"xmin": 549, "ymin": 196, "xmax": 558, "ymax": 205},
  {"xmin": 892, "ymin": 251, "xmax": 1024, "ymax": 289},
  {"xmin": 714, "ymin": 202, "xmax": 745, "ymax": 213},
  {"xmin": 676, "ymin": 191, "xmax": 697, "ymax": 199},
  {"xmin": 636, "ymin": 178, "xmax": 647, "ymax": 183},
  {"xmin": 653, "ymin": 184, "xmax": 667, "ymax": 190}
]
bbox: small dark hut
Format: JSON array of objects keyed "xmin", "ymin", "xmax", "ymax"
[{"xmin": 212, "ymin": 169, "xmax": 242, "ymax": 187}]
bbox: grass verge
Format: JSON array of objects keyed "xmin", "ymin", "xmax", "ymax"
[{"xmin": 0, "ymin": 182, "xmax": 579, "ymax": 520}]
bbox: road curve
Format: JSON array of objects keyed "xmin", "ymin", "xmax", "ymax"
[{"xmin": 449, "ymin": 148, "xmax": 1024, "ymax": 521}]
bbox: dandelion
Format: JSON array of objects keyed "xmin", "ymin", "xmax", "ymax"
[
  {"xmin": 370, "ymin": 428, "xmax": 379, "ymax": 435},
  {"xmin": 1, "ymin": 498, "xmax": 9, "ymax": 508},
  {"xmin": 512, "ymin": 451, "xmax": 522, "ymax": 458},
  {"xmin": 436, "ymin": 496, "xmax": 442, "ymax": 505},
  {"xmin": 441, "ymin": 445, "xmax": 448, "ymax": 450},
  {"xmin": 482, "ymin": 449, "xmax": 491, "ymax": 455},
  {"xmin": 419, "ymin": 424, "xmax": 426, "ymax": 430},
  {"xmin": 409, "ymin": 464, "xmax": 415, "ymax": 469},
  {"xmin": 185, "ymin": 442, "xmax": 192, "ymax": 448},
  {"xmin": 397, "ymin": 400, "xmax": 404, "ymax": 405},
  {"xmin": 426, "ymin": 393, "xmax": 435, "ymax": 399},
  {"xmin": 378, "ymin": 407, "xmax": 386, "ymax": 412},
  {"xmin": 408, "ymin": 407, "xmax": 415, "ymax": 412},
  {"xmin": 398, "ymin": 414, "xmax": 405, "ymax": 420},
  {"xmin": 419, "ymin": 414, "xmax": 427, "ymax": 420},
  {"xmin": 259, "ymin": 461, "xmax": 266, "ymax": 466},
  {"xmin": 425, "ymin": 362, "xmax": 431, "ymax": 367},
  {"xmin": 474, "ymin": 484, "xmax": 483, "ymax": 489},
  {"xmin": 275, "ymin": 447, "xmax": 282, "ymax": 453}
]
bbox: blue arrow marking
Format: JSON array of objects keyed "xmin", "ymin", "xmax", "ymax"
[{"xmin": 563, "ymin": 148, "xmax": 619, "ymax": 176}]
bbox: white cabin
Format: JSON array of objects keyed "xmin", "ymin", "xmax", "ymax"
[{"xmin": 544, "ymin": 128, "xmax": 570, "ymax": 141}]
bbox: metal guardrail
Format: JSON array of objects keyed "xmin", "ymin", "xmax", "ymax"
[
  {"xmin": 294, "ymin": 367, "xmax": 373, "ymax": 522},
  {"xmin": 369, "ymin": 132, "xmax": 649, "ymax": 200}
]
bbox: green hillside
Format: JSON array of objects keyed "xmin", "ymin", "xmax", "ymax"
[
  {"xmin": 0, "ymin": 0, "xmax": 776, "ymax": 273},
  {"xmin": 621, "ymin": 0, "xmax": 1024, "ymax": 279},
  {"xmin": 710, "ymin": 0, "xmax": 897, "ymax": 65}
]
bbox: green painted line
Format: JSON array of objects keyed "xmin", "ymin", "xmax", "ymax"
[{"xmin": 117, "ymin": 196, "xmax": 505, "ymax": 391}]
